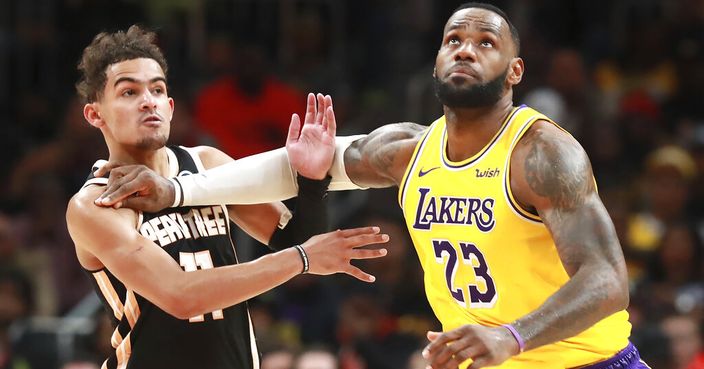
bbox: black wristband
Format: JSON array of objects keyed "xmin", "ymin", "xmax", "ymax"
[
  {"xmin": 267, "ymin": 175, "xmax": 331, "ymax": 251},
  {"xmin": 293, "ymin": 245, "xmax": 309, "ymax": 273},
  {"xmin": 296, "ymin": 174, "xmax": 332, "ymax": 198}
]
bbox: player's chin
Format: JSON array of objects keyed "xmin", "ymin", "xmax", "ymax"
[{"xmin": 136, "ymin": 135, "xmax": 169, "ymax": 150}]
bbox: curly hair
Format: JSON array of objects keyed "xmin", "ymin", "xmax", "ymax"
[{"xmin": 76, "ymin": 25, "xmax": 168, "ymax": 103}]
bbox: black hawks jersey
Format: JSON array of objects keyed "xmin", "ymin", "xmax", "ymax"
[{"xmin": 82, "ymin": 146, "xmax": 259, "ymax": 369}]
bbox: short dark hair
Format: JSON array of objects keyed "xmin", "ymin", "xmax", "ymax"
[
  {"xmin": 453, "ymin": 2, "xmax": 520, "ymax": 55},
  {"xmin": 76, "ymin": 25, "xmax": 168, "ymax": 103}
]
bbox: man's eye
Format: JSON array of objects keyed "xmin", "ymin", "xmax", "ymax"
[
  {"xmin": 448, "ymin": 38, "xmax": 460, "ymax": 45},
  {"xmin": 122, "ymin": 90, "xmax": 135, "ymax": 97},
  {"xmin": 480, "ymin": 40, "xmax": 495, "ymax": 47}
]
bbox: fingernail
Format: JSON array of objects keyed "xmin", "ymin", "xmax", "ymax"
[
  {"xmin": 422, "ymin": 349, "xmax": 429, "ymax": 358},
  {"xmin": 380, "ymin": 249, "xmax": 388, "ymax": 255},
  {"xmin": 369, "ymin": 276, "xmax": 375, "ymax": 282},
  {"xmin": 372, "ymin": 226, "xmax": 380, "ymax": 232},
  {"xmin": 381, "ymin": 234, "xmax": 389, "ymax": 241}
]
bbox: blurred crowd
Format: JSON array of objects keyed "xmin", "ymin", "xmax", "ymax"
[{"xmin": 1, "ymin": 0, "xmax": 703, "ymax": 369}]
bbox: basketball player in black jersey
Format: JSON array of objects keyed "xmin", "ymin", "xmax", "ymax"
[{"xmin": 65, "ymin": 26, "xmax": 388, "ymax": 369}]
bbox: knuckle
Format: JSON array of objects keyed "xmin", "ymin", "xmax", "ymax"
[{"xmin": 454, "ymin": 351, "xmax": 470, "ymax": 362}]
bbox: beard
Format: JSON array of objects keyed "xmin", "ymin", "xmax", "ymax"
[
  {"xmin": 136, "ymin": 133, "xmax": 169, "ymax": 150},
  {"xmin": 434, "ymin": 66, "xmax": 508, "ymax": 109}
]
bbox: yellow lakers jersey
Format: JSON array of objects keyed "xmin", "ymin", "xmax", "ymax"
[{"xmin": 398, "ymin": 105, "xmax": 631, "ymax": 368}]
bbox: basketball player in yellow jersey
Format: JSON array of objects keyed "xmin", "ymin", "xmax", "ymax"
[{"xmin": 93, "ymin": 3, "xmax": 648, "ymax": 369}]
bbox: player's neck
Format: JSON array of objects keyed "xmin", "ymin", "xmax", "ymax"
[
  {"xmin": 107, "ymin": 147, "xmax": 171, "ymax": 177},
  {"xmin": 443, "ymin": 96, "xmax": 514, "ymax": 162}
]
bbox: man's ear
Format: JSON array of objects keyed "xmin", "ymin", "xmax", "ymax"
[
  {"xmin": 507, "ymin": 57, "xmax": 524, "ymax": 86},
  {"xmin": 84, "ymin": 103, "xmax": 104, "ymax": 128}
]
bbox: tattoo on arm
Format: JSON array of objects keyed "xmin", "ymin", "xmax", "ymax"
[
  {"xmin": 523, "ymin": 128, "xmax": 593, "ymax": 211},
  {"xmin": 345, "ymin": 122, "xmax": 425, "ymax": 188},
  {"xmin": 513, "ymin": 124, "xmax": 628, "ymax": 351}
]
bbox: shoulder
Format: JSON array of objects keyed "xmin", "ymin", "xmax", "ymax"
[
  {"xmin": 346, "ymin": 122, "xmax": 428, "ymax": 186},
  {"xmin": 372, "ymin": 122, "xmax": 427, "ymax": 140},
  {"xmin": 358, "ymin": 122, "xmax": 427, "ymax": 155},
  {"xmin": 511, "ymin": 120, "xmax": 594, "ymax": 210},
  {"xmin": 66, "ymin": 186, "xmax": 139, "ymax": 234},
  {"xmin": 186, "ymin": 145, "xmax": 235, "ymax": 170},
  {"xmin": 513, "ymin": 120, "xmax": 588, "ymax": 172},
  {"xmin": 67, "ymin": 185, "xmax": 106, "ymax": 220}
]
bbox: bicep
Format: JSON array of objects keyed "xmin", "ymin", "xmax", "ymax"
[
  {"xmin": 228, "ymin": 203, "xmax": 288, "ymax": 245},
  {"xmin": 344, "ymin": 122, "xmax": 426, "ymax": 188},
  {"xmin": 67, "ymin": 194, "xmax": 184, "ymax": 307},
  {"xmin": 511, "ymin": 123, "xmax": 624, "ymax": 276}
]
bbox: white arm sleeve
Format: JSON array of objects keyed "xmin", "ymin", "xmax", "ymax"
[{"xmin": 173, "ymin": 135, "xmax": 368, "ymax": 206}]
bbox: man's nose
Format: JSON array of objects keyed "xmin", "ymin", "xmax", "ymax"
[
  {"xmin": 455, "ymin": 41, "xmax": 477, "ymax": 62},
  {"xmin": 140, "ymin": 91, "xmax": 158, "ymax": 110}
]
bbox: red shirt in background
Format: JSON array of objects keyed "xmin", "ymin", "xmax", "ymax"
[{"xmin": 195, "ymin": 76, "xmax": 303, "ymax": 159}]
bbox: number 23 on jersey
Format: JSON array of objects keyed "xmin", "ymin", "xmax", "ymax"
[{"xmin": 433, "ymin": 239, "xmax": 497, "ymax": 308}]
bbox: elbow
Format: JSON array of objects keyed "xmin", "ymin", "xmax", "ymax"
[
  {"xmin": 606, "ymin": 267, "xmax": 630, "ymax": 312},
  {"xmin": 616, "ymin": 276, "xmax": 630, "ymax": 311},
  {"xmin": 155, "ymin": 283, "xmax": 200, "ymax": 320},
  {"xmin": 156, "ymin": 291, "xmax": 191, "ymax": 320}
]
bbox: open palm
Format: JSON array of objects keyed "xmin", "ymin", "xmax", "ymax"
[{"xmin": 286, "ymin": 93, "xmax": 337, "ymax": 180}]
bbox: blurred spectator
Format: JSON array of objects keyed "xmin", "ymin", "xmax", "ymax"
[
  {"xmin": 594, "ymin": 2, "xmax": 677, "ymax": 103},
  {"xmin": 405, "ymin": 349, "xmax": 426, "ymax": 369},
  {"xmin": 0, "ymin": 269, "xmax": 34, "ymax": 369},
  {"xmin": 264, "ymin": 274, "xmax": 342, "ymax": 347},
  {"xmin": 7, "ymin": 97, "xmax": 107, "ymax": 204},
  {"xmin": 12, "ymin": 175, "xmax": 91, "ymax": 314},
  {"xmin": 0, "ymin": 213, "xmax": 55, "ymax": 317},
  {"xmin": 249, "ymin": 298, "xmax": 303, "ymax": 354},
  {"xmin": 616, "ymin": 90, "xmax": 667, "ymax": 166},
  {"xmin": 663, "ymin": 0, "xmax": 704, "ymax": 147},
  {"xmin": 280, "ymin": 6, "xmax": 351, "ymax": 118},
  {"xmin": 627, "ymin": 146, "xmax": 696, "ymax": 265},
  {"xmin": 61, "ymin": 361, "xmax": 99, "ymax": 369},
  {"xmin": 167, "ymin": 91, "xmax": 201, "ymax": 148},
  {"xmin": 67, "ymin": 310, "xmax": 113, "ymax": 367},
  {"xmin": 262, "ymin": 345, "xmax": 296, "ymax": 369},
  {"xmin": 294, "ymin": 346, "xmax": 338, "ymax": 369},
  {"xmin": 523, "ymin": 49, "xmax": 603, "ymax": 139},
  {"xmin": 631, "ymin": 323, "xmax": 675, "ymax": 369},
  {"xmin": 4, "ymin": 96, "xmax": 102, "ymax": 313},
  {"xmin": 661, "ymin": 315, "xmax": 703, "ymax": 369},
  {"xmin": 688, "ymin": 144, "xmax": 704, "ymax": 223},
  {"xmin": 633, "ymin": 222, "xmax": 703, "ymax": 320},
  {"xmin": 194, "ymin": 37, "xmax": 303, "ymax": 158},
  {"xmin": 336, "ymin": 293, "xmax": 423, "ymax": 369}
]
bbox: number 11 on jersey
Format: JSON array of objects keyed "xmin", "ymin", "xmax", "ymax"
[{"xmin": 179, "ymin": 251, "xmax": 224, "ymax": 322}]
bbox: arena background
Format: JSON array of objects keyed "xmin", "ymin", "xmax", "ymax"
[{"xmin": 1, "ymin": 1, "xmax": 703, "ymax": 368}]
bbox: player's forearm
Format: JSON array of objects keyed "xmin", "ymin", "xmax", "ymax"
[
  {"xmin": 511, "ymin": 265, "xmax": 628, "ymax": 351},
  {"xmin": 173, "ymin": 148, "xmax": 299, "ymax": 206},
  {"xmin": 169, "ymin": 247, "xmax": 303, "ymax": 319},
  {"xmin": 175, "ymin": 136, "xmax": 367, "ymax": 207}
]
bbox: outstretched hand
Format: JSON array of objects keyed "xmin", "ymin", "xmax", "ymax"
[
  {"xmin": 302, "ymin": 226, "xmax": 389, "ymax": 283},
  {"xmin": 286, "ymin": 93, "xmax": 336, "ymax": 180}
]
